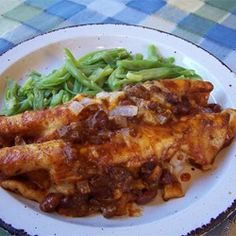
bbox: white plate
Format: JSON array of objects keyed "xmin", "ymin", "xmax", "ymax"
[{"xmin": 0, "ymin": 24, "xmax": 236, "ymax": 236}]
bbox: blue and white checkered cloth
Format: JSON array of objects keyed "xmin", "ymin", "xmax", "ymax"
[{"xmin": 0, "ymin": 0, "xmax": 236, "ymax": 72}]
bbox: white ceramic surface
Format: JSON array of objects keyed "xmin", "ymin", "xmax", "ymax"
[{"xmin": 0, "ymin": 24, "xmax": 236, "ymax": 236}]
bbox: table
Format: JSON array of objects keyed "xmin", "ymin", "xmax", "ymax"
[{"xmin": 0, "ymin": 0, "xmax": 236, "ymax": 235}]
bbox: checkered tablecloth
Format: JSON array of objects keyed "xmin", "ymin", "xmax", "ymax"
[
  {"xmin": 0, "ymin": 0, "xmax": 236, "ymax": 235},
  {"xmin": 0, "ymin": 0, "xmax": 236, "ymax": 72}
]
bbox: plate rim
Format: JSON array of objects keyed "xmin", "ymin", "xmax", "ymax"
[{"xmin": 0, "ymin": 23, "xmax": 235, "ymax": 236}]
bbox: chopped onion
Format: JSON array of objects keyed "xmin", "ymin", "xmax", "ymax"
[
  {"xmin": 68, "ymin": 101, "xmax": 84, "ymax": 115},
  {"xmin": 69, "ymin": 98, "xmax": 100, "ymax": 115},
  {"xmin": 96, "ymin": 91, "xmax": 110, "ymax": 99},
  {"xmin": 157, "ymin": 114, "xmax": 169, "ymax": 125},
  {"xmin": 97, "ymin": 91, "xmax": 123, "ymax": 99},
  {"xmin": 96, "ymin": 91, "xmax": 124, "ymax": 106},
  {"xmin": 80, "ymin": 97, "xmax": 98, "ymax": 106},
  {"xmin": 110, "ymin": 105, "xmax": 138, "ymax": 117}
]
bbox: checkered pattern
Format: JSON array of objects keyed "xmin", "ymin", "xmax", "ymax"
[
  {"xmin": 0, "ymin": 0, "xmax": 235, "ymax": 72},
  {"xmin": 0, "ymin": 0, "xmax": 236, "ymax": 234}
]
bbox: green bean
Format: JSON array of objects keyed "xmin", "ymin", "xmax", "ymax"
[
  {"xmin": 133, "ymin": 53, "xmax": 143, "ymax": 60},
  {"xmin": 33, "ymin": 88, "xmax": 44, "ymax": 110},
  {"xmin": 1, "ymin": 80, "xmax": 20, "ymax": 115},
  {"xmin": 35, "ymin": 48, "xmax": 75, "ymax": 87},
  {"xmin": 107, "ymin": 68, "xmax": 121, "ymax": 91},
  {"xmin": 147, "ymin": 44, "xmax": 161, "ymax": 60},
  {"xmin": 78, "ymin": 62, "xmax": 107, "ymax": 76},
  {"xmin": 50, "ymin": 90, "xmax": 64, "ymax": 107},
  {"xmin": 169, "ymin": 65, "xmax": 200, "ymax": 77},
  {"xmin": 18, "ymin": 78, "xmax": 34, "ymax": 96},
  {"xmin": 111, "ymin": 67, "xmax": 193, "ymax": 90},
  {"xmin": 89, "ymin": 66, "xmax": 113, "ymax": 87},
  {"xmin": 115, "ymin": 66, "xmax": 127, "ymax": 79},
  {"xmin": 5, "ymin": 80, "xmax": 19, "ymax": 100},
  {"xmin": 64, "ymin": 48, "xmax": 78, "ymax": 66},
  {"xmin": 1, "ymin": 97, "xmax": 19, "ymax": 116},
  {"xmin": 43, "ymin": 97, "xmax": 52, "ymax": 107},
  {"xmin": 102, "ymin": 50, "xmax": 130, "ymax": 66},
  {"xmin": 77, "ymin": 48, "xmax": 130, "ymax": 65},
  {"xmin": 36, "ymin": 72, "xmax": 70, "ymax": 89},
  {"xmin": 44, "ymin": 90, "xmax": 52, "ymax": 98},
  {"xmin": 73, "ymin": 79, "xmax": 84, "ymax": 93},
  {"xmin": 117, "ymin": 57, "xmax": 179, "ymax": 71},
  {"xmin": 64, "ymin": 81, "xmax": 76, "ymax": 95},
  {"xmin": 65, "ymin": 58, "xmax": 103, "ymax": 92},
  {"xmin": 117, "ymin": 59, "xmax": 161, "ymax": 70},
  {"xmin": 17, "ymin": 94, "xmax": 34, "ymax": 113},
  {"xmin": 18, "ymin": 71, "xmax": 41, "ymax": 95},
  {"xmin": 43, "ymin": 66, "xmax": 67, "ymax": 83},
  {"xmin": 62, "ymin": 91, "xmax": 72, "ymax": 103},
  {"xmin": 66, "ymin": 79, "xmax": 74, "ymax": 90},
  {"xmin": 126, "ymin": 67, "xmax": 187, "ymax": 82},
  {"xmin": 30, "ymin": 71, "xmax": 41, "ymax": 77},
  {"xmin": 163, "ymin": 57, "xmax": 175, "ymax": 65}
]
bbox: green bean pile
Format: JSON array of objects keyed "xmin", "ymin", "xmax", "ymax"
[{"xmin": 1, "ymin": 45, "xmax": 200, "ymax": 116}]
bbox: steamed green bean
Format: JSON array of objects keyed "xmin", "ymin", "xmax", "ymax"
[
  {"xmin": 65, "ymin": 59, "xmax": 103, "ymax": 92},
  {"xmin": 1, "ymin": 45, "xmax": 201, "ymax": 116}
]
